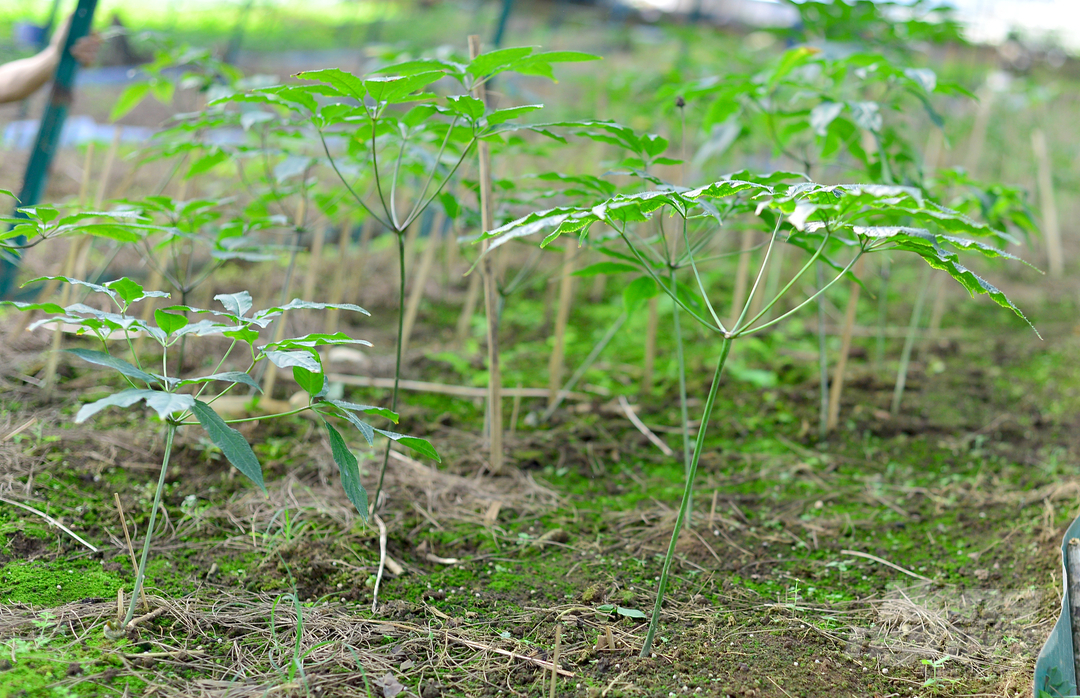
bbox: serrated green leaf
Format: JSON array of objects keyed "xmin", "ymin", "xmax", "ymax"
[
  {"xmin": 570, "ymin": 262, "xmax": 635, "ymax": 278},
  {"xmin": 215, "ymin": 291, "xmax": 253, "ymax": 318},
  {"xmin": 154, "ymin": 308, "xmax": 189, "ymax": 336},
  {"xmin": 75, "ymin": 389, "xmax": 156, "ymax": 423},
  {"xmin": 110, "ymin": 82, "xmax": 151, "ymax": 121},
  {"xmin": 484, "ymin": 104, "xmax": 543, "ymax": 126},
  {"xmin": 264, "ymin": 350, "xmax": 321, "ymax": 373},
  {"xmin": 293, "ymin": 366, "xmax": 326, "ymax": 397},
  {"xmin": 374, "ymin": 429, "xmax": 441, "ymax": 462},
  {"xmin": 191, "ymin": 400, "xmax": 265, "ymax": 491},
  {"xmin": 177, "ymin": 371, "xmax": 261, "ymax": 392},
  {"xmin": 323, "ymin": 420, "xmax": 368, "ymax": 520},
  {"xmin": 64, "ymin": 348, "xmax": 161, "ymax": 386},
  {"xmin": 468, "ymin": 47, "xmax": 534, "ymax": 78},
  {"xmin": 326, "ymin": 399, "xmax": 398, "ymax": 424}
]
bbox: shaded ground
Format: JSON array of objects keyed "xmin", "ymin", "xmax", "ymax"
[{"xmin": 0, "ymin": 264, "xmax": 1076, "ymax": 698}]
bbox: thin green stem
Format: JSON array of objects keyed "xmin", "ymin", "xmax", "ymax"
[
  {"xmin": 616, "ymin": 229, "xmax": 721, "ymax": 333},
  {"xmin": 123, "ymin": 422, "xmax": 176, "ymax": 627},
  {"xmin": 731, "ymin": 217, "xmax": 782, "ymax": 334},
  {"xmin": 371, "ymin": 232, "xmax": 407, "ymax": 513},
  {"xmin": 388, "ymin": 133, "xmax": 408, "ymax": 229},
  {"xmin": 669, "ymin": 267, "xmax": 692, "ymax": 520},
  {"xmin": 317, "ymin": 131, "xmax": 392, "ymax": 232},
  {"xmin": 737, "ymin": 249, "xmax": 862, "ymax": 337},
  {"xmin": 640, "ymin": 336, "xmax": 732, "ymax": 658},
  {"xmin": 401, "ymin": 136, "xmax": 478, "ymax": 231},
  {"xmin": 403, "ymin": 116, "xmax": 459, "ymax": 226},
  {"xmin": 737, "ymin": 230, "xmax": 830, "ymax": 332},
  {"xmin": 679, "ymin": 217, "xmax": 727, "ymax": 333}
]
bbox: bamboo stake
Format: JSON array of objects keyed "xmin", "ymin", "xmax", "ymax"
[
  {"xmin": 470, "ymin": 34, "xmax": 503, "ymax": 474},
  {"xmin": 262, "ymin": 199, "xmax": 306, "ymax": 398},
  {"xmin": 549, "ymin": 623, "xmax": 561, "ymax": 698},
  {"xmin": 965, "ymin": 87, "xmax": 994, "ymax": 175},
  {"xmin": 729, "ymin": 229, "xmax": 754, "ymax": 327},
  {"xmin": 589, "ymin": 273, "xmax": 606, "ymax": 302},
  {"xmin": 400, "ymin": 211, "xmax": 444, "ymax": 357},
  {"xmin": 826, "ymin": 258, "xmax": 863, "ymax": 432},
  {"xmin": 1032, "ymin": 128, "xmax": 1064, "ymax": 279},
  {"xmin": 325, "ymin": 220, "xmax": 353, "ymax": 332},
  {"xmin": 642, "ymin": 296, "xmax": 658, "ymax": 394},
  {"xmin": 891, "ymin": 266, "xmax": 933, "ymax": 415},
  {"xmin": 301, "ymin": 219, "xmax": 328, "ymax": 301},
  {"xmin": 547, "ymin": 240, "xmax": 576, "ymax": 407},
  {"xmin": 456, "ymin": 267, "xmax": 481, "ymax": 344},
  {"xmin": 41, "ymin": 140, "xmax": 107, "ymax": 389}
]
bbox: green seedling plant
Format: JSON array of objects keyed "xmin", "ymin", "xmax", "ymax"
[
  {"xmin": 484, "ymin": 170, "xmax": 1037, "ymax": 656},
  {"xmin": 5, "ymin": 276, "xmax": 438, "ymax": 633},
  {"xmin": 205, "ymin": 44, "xmax": 598, "ymax": 506}
]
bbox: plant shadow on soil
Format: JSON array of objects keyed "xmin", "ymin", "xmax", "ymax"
[{"xmin": 0, "ymin": 288, "xmax": 1076, "ymax": 698}]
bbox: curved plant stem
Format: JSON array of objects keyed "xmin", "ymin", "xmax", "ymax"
[
  {"xmin": 123, "ymin": 422, "xmax": 176, "ymax": 627},
  {"xmin": 372, "ymin": 232, "xmax": 407, "ymax": 512},
  {"xmin": 640, "ymin": 336, "xmax": 732, "ymax": 658}
]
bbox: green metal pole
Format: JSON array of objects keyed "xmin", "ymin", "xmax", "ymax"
[{"xmin": 0, "ymin": 0, "xmax": 98, "ymax": 299}]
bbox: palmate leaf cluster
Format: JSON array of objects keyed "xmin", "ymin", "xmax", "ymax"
[
  {"xmin": 481, "ymin": 174, "xmax": 1037, "ymax": 335},
  {"xmin": 6, "ymin": 280, "xmax": 439, "ymax": 520}
]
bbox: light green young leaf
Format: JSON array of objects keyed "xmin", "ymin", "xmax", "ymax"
[
  {"xmin": 215, "ymin": 291, "xmax": 253, "ymax": 318},
  {"xmin": 110, "ymin": 82, "xmax": 151, "ymax": 121},
  {"xmin": 190, "ymin": 400, "xmax": 265, "ymax": 491},
  {"xmin": 293, "ymin": 366, "xmax": 326, "ymax": 398},
  {"xmin": 623, "ymin": 276, "xmax": 659, "ymax": 316},
  {"xmin": 154, "ymin": 308, "xmax": 189, "ymax": 336},
  {"xmin": 323, "ymin": 420, "xmax": 369, "ymax": 520},
  {"xmin": 325, "ymin": 399, "xmax": 398, "ymax": 424}
]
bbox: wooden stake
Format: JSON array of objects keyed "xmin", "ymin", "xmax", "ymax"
[
  {"xmin": 642, "ymin": 296, "xmax": 658, "ymax": 394},
  {"xmin": 965, "ymin": 87, "xmax": 993, "ymax": 175},
  {"xmin": 262, "ymin": 201, "xmax": 305, "ymax": 398},
  {"xmin": 400, "ymin": 211, "xmax": 444, "ymax": 357},
  {"xmin": 1032, "ymin": 128, "xmax": 1064, "ymax": 279},
  {"xmin": 301, "ymin": 219, "xmax": 328, "ymax": 301},
  {"xmin": 325, "ymin": 219, "xmax": 353, "ymax": 333},
  {"xmin": 547, "ymin": 240, "xmax": 576, "ymax": 407},
  {"xmin": 729, "ymin": 229, "xmax": 754, "ymax": 327},
  {"xmin": 470, "ymin": 34, "xmax": 503, "ymax": 474},
  {"xmin": 826, "ymin": 258, "xmax": 863, "ymax": 432}
]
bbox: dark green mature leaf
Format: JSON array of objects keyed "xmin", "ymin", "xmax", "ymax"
[
  {"xmin": 323, "ymin": 420, "xmax": 368, "ymax": 520},
  {"xmin": 64, "ymin": 348, "xmax": 161, "ymax": 386},
  {"xmin": 855, "ymin": 226, "xmax": 1038, "ymax": 335},
  {"xmin": 373, "ymin": 429, "xmax": 440, "ymax": 462},
  {"xmin": 293, "ymin": 366, "xmax": 326, "ymax": 397},
  {"xmin": 335, "ymin": 408, "xmax": 375, "ymax": 445},
  {"xmin": 326, "ymin": 399, "xmax": 398, "ymax": 424},
  {"xmin": 191, "ymin": 400, "xmax": 265, "ymax": 491}
]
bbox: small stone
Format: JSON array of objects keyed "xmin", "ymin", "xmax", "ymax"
[
  {"xmin": 421, "ymin": 682, "xmax": 442, "ymax": 698},
  {"xmin": 974, "ymin": 568, "xmax": 990, "ymax": 581},
  {"xmin": 0, "ymin": 660, "xmax": 12, "ymax": 671}
]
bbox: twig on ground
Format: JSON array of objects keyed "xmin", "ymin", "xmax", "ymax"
[
  {"xmin": 618, "ymin": 396, "xmax": 674, "ymax": 457},
  {"xmin": 841, "ymin": 549, "xmax": 934, "ymax": 583},
  {"xmin": 0, "ymin": 496, "xmax": 98, "ymax": 552}
]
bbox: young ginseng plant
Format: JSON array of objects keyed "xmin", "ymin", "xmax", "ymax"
[
  {"xmin": 213, "ymin": 45, "xmax": 597, "ymax": 508},
  {"xmin": 6, "ymin": 278, "xmax": 438, "ymax": 632},
  {"xmin": 482, "ymin": 176, "xmax": 1037, "ymax": 657}
]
